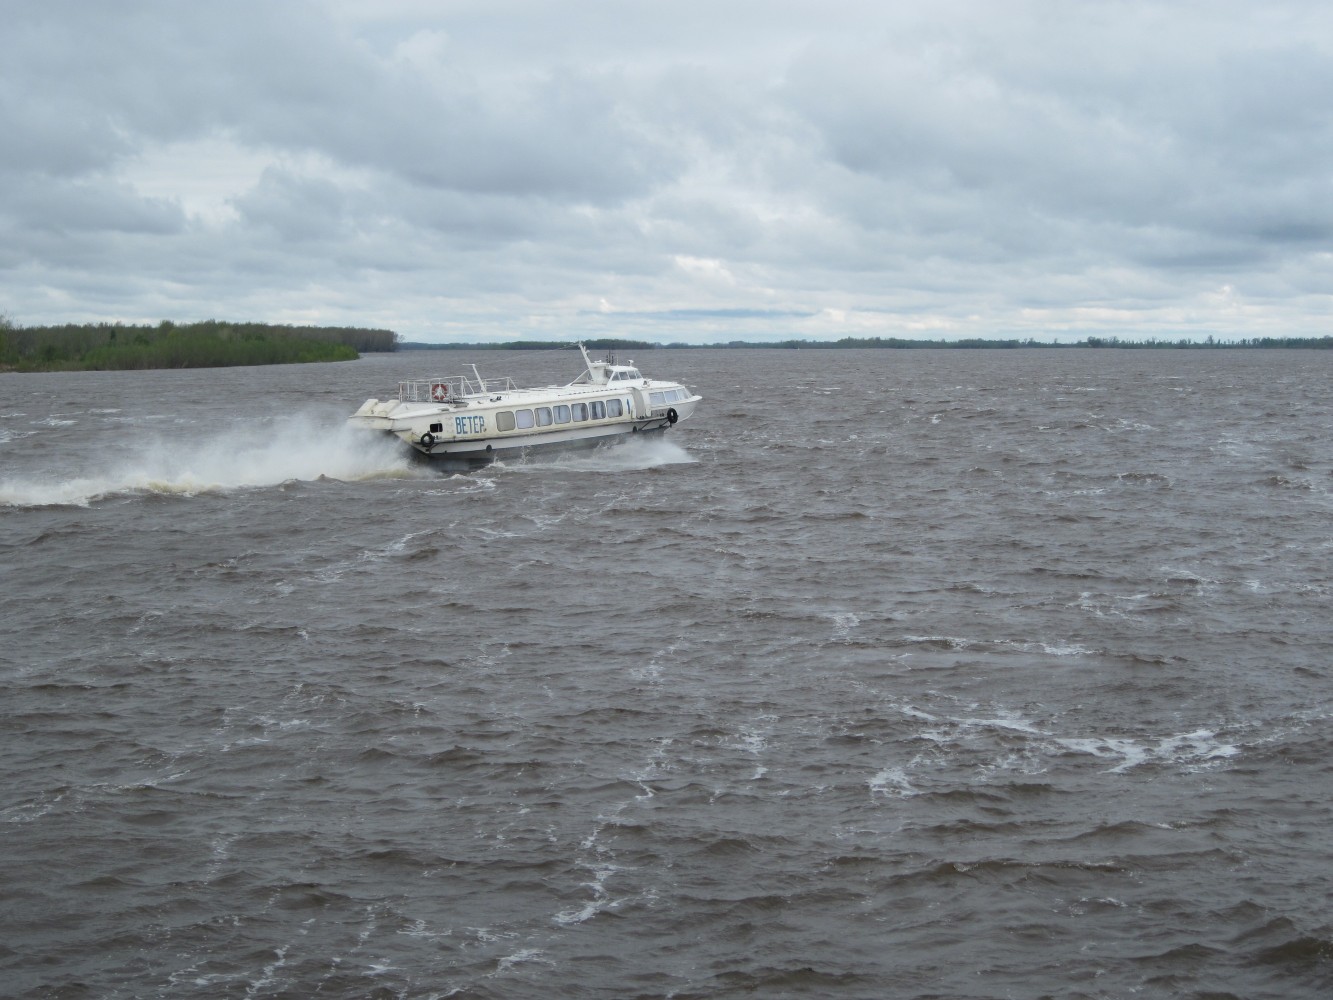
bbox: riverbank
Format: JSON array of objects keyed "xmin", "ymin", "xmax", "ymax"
[
  {"xmin": 399, "ymin": 335, "xmax": 1333, "ymax": 350},
  {"xmin": 0, "ymin": 320, "xmax": 396, "ymax": 372}
]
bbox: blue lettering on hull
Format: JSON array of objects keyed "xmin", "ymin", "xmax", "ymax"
[{"xmin": 455, "ymin": 415, "xmax": 486, "ymax": 435}]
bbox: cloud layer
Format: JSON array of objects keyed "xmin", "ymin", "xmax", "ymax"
[{"xmin": 3, "ymin": 0, "xmax": 1331, "ymax": 342}]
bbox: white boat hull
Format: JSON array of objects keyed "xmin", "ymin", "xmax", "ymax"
[{"xmin": 416, "ymin": 420, "xmax": 662, "ymax": 464}]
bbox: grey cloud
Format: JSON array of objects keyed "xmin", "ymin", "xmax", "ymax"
[
  {"xmin": 360, "ymin": 70, "xmax": 679, "ymax": 202},
  {"xmin": 3, "ymin": 0, "xmax": 1333, "ymax": 340},
  {"xmin": 3, "ymin": 177, "xmax": 185, "ymax": 237},
  {"xmin": 20, "ymin": 1, "xmax": 677, "ymax": 204},
  {"xmin": 779, "ymin": 17, "xmax": 1333, "ymax": 297},
  {"xmin": 234, "ymin": 169, "xmax": 349, "ymax": 242}
]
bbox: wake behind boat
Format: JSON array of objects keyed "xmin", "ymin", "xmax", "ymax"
[{"xmin": 348, "ymin": 344, "xmax": 701, "ymax": 465}]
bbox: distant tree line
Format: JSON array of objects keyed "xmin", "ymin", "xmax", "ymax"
[
  {"xmin": 400, "ymin": 338, "xmax": 657, "ymax": 351},
  {"xmin": 398, "ymin": 334, "xmax": 1333, "ymax": 351},
  {"xmin": 0, "ymin": 318, "xmax": 400, "ymax": 371},
  {"xmin": 710, "ymin": 335, "xmax": 1333, "ymax": 349},
  {"xmin": 1079, "ymin": 335, "xmax": 1333, "ymax": 349}
]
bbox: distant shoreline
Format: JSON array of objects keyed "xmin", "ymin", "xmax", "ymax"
[
  {"xmin": 399, "ymin": 335, "xmax": 1333, "ymax": 351},
  {"xmin": 0, "ymin": 320, "xmax": 395, "ymax": 373},
  {"xmin": 4, "ymin": 323, "xmax": 1329, "ymax": 372}
]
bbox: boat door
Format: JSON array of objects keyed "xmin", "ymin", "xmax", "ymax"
[{"xmin": 631, "ymin": 387, "xmax": 652, "ymax": 420}]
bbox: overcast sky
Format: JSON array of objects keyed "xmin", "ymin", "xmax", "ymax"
[{"xmin": 3, "ymin": 0, "xmax": 1331, "ymax": 343}]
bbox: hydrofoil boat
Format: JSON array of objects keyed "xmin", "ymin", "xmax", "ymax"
[{"xmin": 348, "ymin": 344, "xmax": 701, "ymax": 465}]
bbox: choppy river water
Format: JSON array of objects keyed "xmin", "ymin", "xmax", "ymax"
[{"xmin": 2, "ymin": 347, "xmax": 1331, "ymax": 999}]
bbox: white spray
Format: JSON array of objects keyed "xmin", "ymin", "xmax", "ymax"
[{"xmin": 0, "ymin": 413, "xmax": 426, "ymax": 507}]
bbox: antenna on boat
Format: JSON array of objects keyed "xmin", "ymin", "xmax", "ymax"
[{"xmin": 576, "ymin": 341, "xmax": 601, "ymax": 383}]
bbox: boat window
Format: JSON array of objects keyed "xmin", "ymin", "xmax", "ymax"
[
  {"xmin": 650, "ymin": 391, "xmax": 666, "ymax": 406},
  {"xmin": 554, "ymin": 404, "xmax": 571, "ymax": 424},
  {"xmin": 496, "ymin": 411, "xmax": 516, "ymax": 432},
  {"xmin": 536, "ymin": 407, "xmax": 553, "ymax": 426},
  {"xmin": 607, "ymin": 398, "xmax": 623, "ymax": 418},
  {"xmin": 429, "ymin": 422, "xmax": 443, "ymax": 433},
  {"xmin": 590, "ymin": 400, "xmax": 606, "ymax": 420},
  {"xmin": 628, "ymin": 369, "xmax": 641, "ymax": 379},
  {"xmin": 515, "ymin": 409, "xmax": 535, "ymax": 429},
  {"xmin": 572, "ymin": 402, "xmax": 588, "ymax": 422}
]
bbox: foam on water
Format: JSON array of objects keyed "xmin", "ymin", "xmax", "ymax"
[
  {"xmin": 0, "ymin": 413, "xmax": 424, "ymax": 507},
  {"xmin": 1055, "ymin": 728, "xmax": 1241, "ymax": 773},
  {"xmin": 868, "ymin": 766, "xmax": 919, "ymax": 797}
]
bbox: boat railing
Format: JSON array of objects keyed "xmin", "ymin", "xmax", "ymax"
[{"xmin": 397, "ymin": 374, "xmax": 519, "ymax": 402}]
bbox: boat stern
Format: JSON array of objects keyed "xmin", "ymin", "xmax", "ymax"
[{"xmin": 347, "ymin": 398, "xmax": 397, "ymax": 431}]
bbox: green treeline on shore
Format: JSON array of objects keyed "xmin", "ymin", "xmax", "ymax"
[
  {"xmin": 5, "ymin": 320, "xmax": 1329, "ymax": 371},
  {"xmin": 0, "ymin": 319, "xmax": 399, "ymax": 372},
  {"xmin": 404, "ymin": 334, "xmax": 1333, "ymax": 351},
  {"xmin": 400, "ymin": 338, "xmax": 664, "ymax": 352},
  {"xmin": 800, "ymin": 334, "xmax": 1333, "ymax": 349}
]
